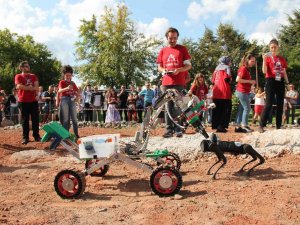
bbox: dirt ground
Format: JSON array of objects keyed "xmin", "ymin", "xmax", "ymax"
[{"xmin": 0, "ymin": 126, "xmax": 299, "ymax": 225}]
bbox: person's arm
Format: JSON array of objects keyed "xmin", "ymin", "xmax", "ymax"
[
  {"xmin": 236, "ymin": 76, "xmax": 256, "ymax": 84},
  {"xmin": 262, "ymin": 55, "xmax": 268, "ymax": 74},
  {"xmin": 173, "ymin": 62, "xmax": 192, "ymax": 75},
  {"xmin": 16, "ymin": 83, "xmax": 36, "ymax": 91},
  {"xmin": 282, "ymin": 69, "xmax": 289, "ymax": 84}
]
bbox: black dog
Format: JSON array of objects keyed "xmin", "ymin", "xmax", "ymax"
[{"xmin": 200, "ymin": 133, "xmax": 265, "ymax": 179}]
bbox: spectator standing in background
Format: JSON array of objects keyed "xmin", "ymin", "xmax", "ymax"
[
  {"xmin": 188, "ymin": 73, "xmax": 208, "ymax": 101},
  {"xmin": 252, "ymin": 86, "xmax": 265, "ymax": 125},
  {"xmin": 211, "ymin": 56, "xmax": 232, "ymax": 133},
  {"xmin": 234, "ymin": 53, "xmax": 257, "ymax": 133},
  {"xmin": 82, "ymin": 84, "xmax": 93, "ymax": 121},
  {"xmin": 139, "ymin": 82, "xmax": 155, "ymax": 108},
  {"xmin": 91, "ymin": 86, "xmax": 103, "ymax": 122},
  {"xmin": 14, "ymin": 61, "xmax": 41, "ymax": 144},
  {"xmin": 42, "ymin": 85, "xmax": 55, "ymax": 123},
  {"xmin": 135, "ymin": 86, "xmax": 144, "ymax": 123},
  {"xmin": 117, "ymin": 85, "xmax": 128, "ymax": 121},
  {"xmin": 259, "ymin": 39, "xmax": 289, "ymax": 132},
  {"xmin": 285, "ymin": 84, "xmax": 299, "ymax": 124},
  {"xmin": 5, "ymin": 88, "xmax": 19, "ymax": 124},
  {"xmin": 105, "ymin": 87, "xmax": 121, "ymax": 123},
  {"xmin": 58, "ymin": 65, "xmax": 80, "ymax": 139}
]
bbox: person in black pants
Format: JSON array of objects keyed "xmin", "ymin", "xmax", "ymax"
[
  {"xmin": 211, "ymin": 56, "xmax": 233, "ymax": 133},
  {"xmin": 117, "ymin": 85, "xmax": 128, "ymax": 121},
  {"xmin": 259, "ymin": 39, "xmax": 289, "ymax": 132},
  {"xmin": 14, "ymin": 61, "xmax": 41, "ymax": 144}
]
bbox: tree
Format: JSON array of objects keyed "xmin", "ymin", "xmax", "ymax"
[
  {"xmin": 75, "ymin": 5, "xmax": 162, "ymax": 88},
  {"xmin": 183, "ymin": 24, "xmax": 262, "ymax": 87},
  {"xmin": 0, "ymin": 29, "xmax": 62, "ymax": 93},
  {"xmin": 278, "ymin": 10, "xmax": 300, "ymax": 86}
]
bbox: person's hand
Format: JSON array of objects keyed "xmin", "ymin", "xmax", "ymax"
[
  {"xmin": 251, "ymin": 80, "xmax": 256, "ymax": 85},
  {"xmin": 68, "ymin": 85, "xmax": 73, "ymax": 90},
  {"xmin": 173, "ymin": 68, "xmax": 180, "ymax": 75}
]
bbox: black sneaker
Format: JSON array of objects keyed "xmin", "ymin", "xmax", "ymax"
[
  {"xmin": 22, "ymin": 138, "xmax": 29, "ymax": 145},
  {"xmin": 235, "ymin": 127, "xmax": 247, "ymax": 133},
  {"xmin": 175, "ymin": 131, "xmax": 183, "ymax": 138},
  {"xmin": 163, "ymin": 131, "xmax": 173, "ymax": 138},
  {"xmin": 258, "ymin": 126, "xmax": 265, "ymax": 133},
  {"xmin": 242, "ymin": 126, "xmax": 253, "ymax": 133},
  {"xmin": 34, "ymin": 136, "xmax": 41, "ymax": 142},
  {"xmin": 216, "ymin": 127, "xmax": 227, "ymax": 133}
]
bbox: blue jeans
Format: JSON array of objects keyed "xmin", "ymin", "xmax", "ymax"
[
  {"xmin": 60, "ymin": 96, "xmax": 79, "ymax": 136},
  {"xmin": 235, "ymin": 91, "xmax": 250, "ymax": 126}
]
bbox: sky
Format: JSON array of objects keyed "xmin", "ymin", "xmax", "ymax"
[{"xmin": 1, "ymin": 0, "xmax": 300, "ymax": 67}]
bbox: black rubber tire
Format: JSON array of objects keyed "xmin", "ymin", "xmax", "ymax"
[
  {"xmin": 157, "ymin": 152, "xmax": 181, "ymax": 170},
  {"xmin": 85, "ymin": 159, "xmax": 109, "ymax": 177},
  {"xmin": 54, "ymin": 170, "xmax": 86, "ymax": 199},
  {"xmin": 150, "ymin": 167, "xmax": 182, "ymax": 197}
]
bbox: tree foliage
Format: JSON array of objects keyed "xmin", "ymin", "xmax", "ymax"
[
  {"xmin": 75, "ymin": 5, "xmax": 162, "ymax": 88},
  {"xmin": 278, "ymin": 10, "xmax": 300, "ymax": 86},
  {"xmin": 182, "ymin": 24, "xmax": 262, "ymax": 88},
  {"xmin": 0, "ymin": 29, "xmax": 62, "ymax": 93}
]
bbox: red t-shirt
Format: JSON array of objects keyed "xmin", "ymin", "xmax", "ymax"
[
  {"xmin": 265, "ymin": 55, "xmax": 287, "ymax": 79},
  {"xmin": 212, "ymin": 70, "xmax": 232, "ymax": 99},
  {"xmin": 157, "ymin": 45, "xmax": 191, "ymax": 86},
  {"xmin": 190, "ymin": 83, "xmax": 208, "ymax": 100},
  {"xmin": 14, "ymin": 73, "xmax": 38, "ymax": 103},
  {"xmin": 236, "ymin": 66, "xmax": 252, "ymax": 93},
  {"xmin": 58, "ymin": 80, "xmax": 78, "ymax": 97}
]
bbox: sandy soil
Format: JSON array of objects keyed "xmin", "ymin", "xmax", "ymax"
[{"xmin": 0, "ymin": 126, "xmax": 299, "ymax": 225}]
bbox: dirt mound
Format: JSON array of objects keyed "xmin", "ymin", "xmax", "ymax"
[{"xmin": 0, "ymin": 126, "xmax": 299, "ymax": 225}]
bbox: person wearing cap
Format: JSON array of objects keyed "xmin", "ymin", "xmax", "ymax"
[
  {"xmin": 14, "ymin": 61, "xmax": 41, "ymax": 144},
  {"xmin": 259, "ymin": 39, "xmax": 289, "ymax": 133},
  {"xmin": 156, "ymin": 27, "xmax": 192, "ymax": 138}
]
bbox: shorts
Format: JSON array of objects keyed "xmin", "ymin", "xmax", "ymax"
[{"xmin": 254, "ymin": 105, "xmax": 264, "ymax": 115}]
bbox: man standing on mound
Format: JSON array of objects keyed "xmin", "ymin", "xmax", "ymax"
[
  {"xmin": 157, "ymin": 27, "xmax": 192, "ymax": 138},
  {"xmin": 15, "ymin": 61, "xmax": 41, "ymax": 144}
]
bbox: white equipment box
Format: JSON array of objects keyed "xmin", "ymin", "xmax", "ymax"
[{"xmin": 78, "ymin": 134, "xmax": 120, "ymax": 159}]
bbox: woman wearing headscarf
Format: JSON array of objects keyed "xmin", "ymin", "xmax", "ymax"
[{"xmin": 211, "ymin": 56, "xmax": 232, "ymax": 132}]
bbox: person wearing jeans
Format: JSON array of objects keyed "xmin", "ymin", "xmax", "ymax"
[
  {"xmin": 235, "ymin": 53, "xmax": 256, "ymax": 133},
  {"xmin": 58, "ymin": 65, "xmax": 79, "ymax": 138}
]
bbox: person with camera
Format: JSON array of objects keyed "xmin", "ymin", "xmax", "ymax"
[
  {"xmin": 258, "ymin": 39, "xmax": 289, "ymax": 133},
  {"xmin": 58, "ymin": 65, "xmax": 80, "ymax": 139}
]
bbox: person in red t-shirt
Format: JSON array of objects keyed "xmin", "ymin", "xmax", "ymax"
[
  {"xmin": 15, "ymin": 61, "xmax": 41, "ymax": 144},
  {"xmin": 188, "ymin": 73, "xmax": 208, "ymax": 101},
  {"xmin": 58, "ymin": 65, "xmax": 80, "ymax": 138},
  {"xmin": 211, "ymin": 56, "xmax": 232, "ymax": 133},
  {"xmin": 235, "ymin": 53, "xmax": 257, "ymax": 133},
  {"xmin": 157, "ymin": 27, "xmax": 192, "ymax": 138},
  {"xmin": 259, "ymin": 39, "xmax": 290, "ymax": 133}
]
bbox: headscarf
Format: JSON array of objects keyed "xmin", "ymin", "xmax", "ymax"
[{"xmin": 215, "ymin": 56, "xmax": 231, "ymax": 75}]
